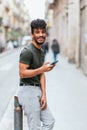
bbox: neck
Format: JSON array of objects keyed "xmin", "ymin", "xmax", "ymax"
[{"xmin": 32, "ymin": 41, "xmax": 41, "ymax": 49}]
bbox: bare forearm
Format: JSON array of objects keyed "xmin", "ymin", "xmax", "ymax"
[
  {"xmin": 20, "ymin": 67, "xmax": 43, "ymax": 78},
  {"xmin": 40, "ymin": 73, "xmax": 46, "ymax": 97},
  {"xmin": 19, "ymin": 62, "xmax": 55, "ymax": 78}
]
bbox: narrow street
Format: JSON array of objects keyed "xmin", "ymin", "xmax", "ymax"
[
  {"xmin": 0, "ymin": 48, "xmax": 22, "ymax": 121},
  {"xmin": 0, "ymin": 0, "xmax": 87, "ymax": 129},
  {"xmin": 0, "ymin": 48, "xmax": 87, "ymax": 130}
]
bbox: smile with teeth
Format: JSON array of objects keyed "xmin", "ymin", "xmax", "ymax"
[{"xmin": 38, "ymin": 37, "xmax": 44, "ymax": 40}]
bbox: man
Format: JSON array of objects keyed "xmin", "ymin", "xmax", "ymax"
[
  {"xmin": 17, "ymin": 19, "xmax": 55, "ymax": 130},
  {"xmin": 51, "ymin": 39, "xmax": 60, "ymax": 61}
]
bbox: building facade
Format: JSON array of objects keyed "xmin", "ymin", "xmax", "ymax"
[
  {"xmin": 0, "ymin": 0, "xmax": 30, "ymax": 50},
  {"xmin": 46, "ymin": 0, "xmax": 87, "ymax": 76}
]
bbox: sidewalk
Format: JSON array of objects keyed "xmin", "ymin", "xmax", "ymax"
[
  {"xmin": 0, "ymin": 46, "xmax": 23, "ymax": 58},
  {"xmin": 0, "ymin": 50, "xmax": 87, "ymax": 130},
  {"xmin": 0, "ymin": 49, "xmax": 13, "ymax": 58}
]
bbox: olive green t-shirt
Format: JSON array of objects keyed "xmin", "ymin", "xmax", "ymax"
[{"xmin": 19, "ymin": 43, "xmax": 45, "ymax": 86}]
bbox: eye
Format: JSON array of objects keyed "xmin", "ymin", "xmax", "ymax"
[
  {"xmin": 35, "ymin": 30, "xmax": 39, "ymax": 34},
  {"xmin": 42, "ymin": 29, "xmax": 46, "ymax": 33},
  {"xmin": 42, "ymin": 31, "xmax": 46, "ymax": 34}
]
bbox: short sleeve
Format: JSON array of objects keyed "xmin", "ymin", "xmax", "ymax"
[{"xmin": 19, "ymin": 48, "xmax": 32, "ymax": 65}]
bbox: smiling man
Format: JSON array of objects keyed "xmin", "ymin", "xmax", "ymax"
[{"xmin": 17, "ymin": 19, "xmax": 55, "ymax": 130}]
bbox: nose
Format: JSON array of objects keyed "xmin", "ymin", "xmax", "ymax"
[{"xmin": 39, "ymin": 32, "xmax": 43, "ymax": 36}]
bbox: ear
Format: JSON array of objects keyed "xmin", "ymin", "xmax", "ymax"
[{"xmin": 31, "ymin": 34, "xmax": 33, "ymax": 37}]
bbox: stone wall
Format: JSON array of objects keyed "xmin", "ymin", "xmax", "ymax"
[
  {"xmin": 52, "ymin": 0, "xmax": 68, "ymax": 54},
  {"xmin": 47, "ymin": 0, "xmax": 87, "ymax": 76},
  {"xmin": 80, "ymin": 0, "xmax": 87, "ymax": 75}
]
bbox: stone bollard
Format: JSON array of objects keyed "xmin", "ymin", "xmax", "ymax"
[{"xmin": 14, "ymin": 96, "xmax": 23, "ymax": 130}]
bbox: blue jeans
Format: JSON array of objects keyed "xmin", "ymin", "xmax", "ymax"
[{"xmin": 53, "ymin": 53, "xmax": 58, "ymax": 61}]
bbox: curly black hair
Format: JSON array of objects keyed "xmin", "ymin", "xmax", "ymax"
[{"xmin": 30, "ymin": 19, "xmax": 47, "ymax": 34}]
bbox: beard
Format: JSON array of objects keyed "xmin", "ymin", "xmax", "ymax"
[{"xmin": 33, "ymin": 37, "xmax": 45, "ymax": 45}]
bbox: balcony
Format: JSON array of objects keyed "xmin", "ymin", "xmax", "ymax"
[
  {"xmin": 48, "ymin": 0, "xmax": 56, "ymax": 9},
  {"xmin": 2, "ymin": 17, "xmax": 10, "ymax": 28},
  {"xmin": 3, "ymin": 0, "xmax": 10, "ymax": 9}
]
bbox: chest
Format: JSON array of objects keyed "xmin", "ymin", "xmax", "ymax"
[{"xmin": 31, "ymin": 50, "xmax": 44, "ymax": 68}]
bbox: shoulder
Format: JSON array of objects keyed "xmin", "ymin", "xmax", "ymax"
[
  {"xmin": 20, "ymin": 43, "xmax": 33, "ymax": 55},
  {"xmin": 19, "ymin": 44, "xmax": 33, "ymax": 61},
  {"xmin": 19, "ymin": 44, "xmax": 33, "ymax": 64}
]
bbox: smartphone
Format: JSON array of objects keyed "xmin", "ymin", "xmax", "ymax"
[{"xmin": 50, "ymin": 60, "xmax": 58, "ymax": 65}]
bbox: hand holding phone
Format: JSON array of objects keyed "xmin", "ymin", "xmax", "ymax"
[{"xmin": 50, "ymin": 60, "xmax": 58, "ymax": 65}]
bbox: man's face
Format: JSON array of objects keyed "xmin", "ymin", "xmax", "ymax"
[{"xmin": 32, "ymin": 28, "xmax": 46, "ymax": 45}]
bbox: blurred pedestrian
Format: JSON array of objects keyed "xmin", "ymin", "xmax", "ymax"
[
  {"xmin": 41, "ymin": 41, "xmax": 49, "ymax": 55},
  {"xmin": 51, "ymin": 39, "xmax": 60, "ymax": 61},
  {"xmin": 17, "ymin": 19, "xmax": 55, "ymax": 130},
  {"xmin": 13, "ymin": 40, "xmax": 18, "ymax": 48},
  {"xmin": 6, "ymin": 40, "xmax": 14, "ymax": 50}
]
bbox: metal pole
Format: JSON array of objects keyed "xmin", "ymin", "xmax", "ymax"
[{"xmin": 14, "ymin": 96, "xmax": 23, "ymax": 130}]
